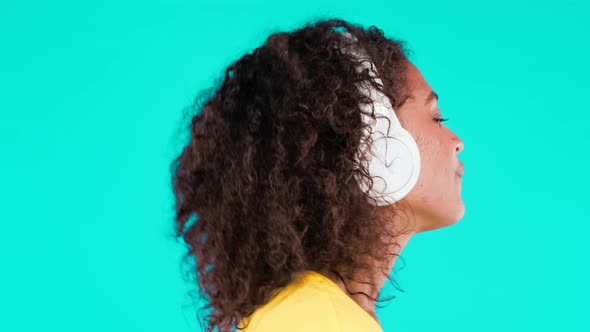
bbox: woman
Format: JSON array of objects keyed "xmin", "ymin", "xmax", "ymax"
[{"xmin": 170, "ymin": 18, "xmax": 465, "ymax": 332}]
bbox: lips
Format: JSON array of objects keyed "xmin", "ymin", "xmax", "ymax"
[{"xmin": 456, "ymin": 163, "xmax": 464, "ymax": 177}]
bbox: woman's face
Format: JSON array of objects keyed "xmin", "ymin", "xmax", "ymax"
[{"xmin": 392, "ymin": 61, "xmax": 465, "ymax": 232}]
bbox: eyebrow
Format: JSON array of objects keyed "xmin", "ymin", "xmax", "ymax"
[{"xmin": 425, "ymin": 90, "xmax": 438, "ymax": 105}]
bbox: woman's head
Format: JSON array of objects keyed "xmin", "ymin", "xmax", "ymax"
[
  {"xmin": 170, "ymin": 18, "xmax": 463, "ymax": 332},
  {"xmin": 392, "ymin": 61, "xmax": 465, "ymax": 233}
]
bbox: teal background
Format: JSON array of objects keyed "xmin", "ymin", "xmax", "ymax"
[{"xmin": 1, "ymin": 0, "xmax": 588, "ymax": 331}]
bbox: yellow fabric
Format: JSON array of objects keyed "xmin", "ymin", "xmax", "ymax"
[{"xmin": 237, "ymin": 270, "xmax": 383, "ymax": 332}]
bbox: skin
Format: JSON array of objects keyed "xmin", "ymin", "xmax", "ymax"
[{"xmin": 319, "ymin": 61, "xmax": 465, "ymax": 327}]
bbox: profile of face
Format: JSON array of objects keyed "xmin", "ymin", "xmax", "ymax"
[{"xmin": 392, "ymin": 61, "xmax": 465, "ymax": 233}]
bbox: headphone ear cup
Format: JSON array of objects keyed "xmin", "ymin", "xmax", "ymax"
[
  {"xmin": 338, "ymin": 31, "xmax": 421, "ymax": 206},
  {"xmin": 375, "ymin": 127, "xmax": 421, "ymax": 205},
  {"xmin": 355, "ymin": 110, "xmax": 421, "ymax": 206}
]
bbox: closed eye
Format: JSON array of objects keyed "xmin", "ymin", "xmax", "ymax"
[{"xmin": 433, "ymin": 117, "xmax": 449, "ymax": 126}]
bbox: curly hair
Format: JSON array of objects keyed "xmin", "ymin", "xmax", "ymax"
[{"xmin": 170, "ymin": 17, "xmax": 415, "ymax": 332}]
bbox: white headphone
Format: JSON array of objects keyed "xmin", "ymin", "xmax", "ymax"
[{"xmin": 337, "ymin": 31, "xmax": 421, "ymax": 206}]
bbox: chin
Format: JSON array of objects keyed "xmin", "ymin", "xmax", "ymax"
[{"xmin": 418, "ymin": 204, "xmax": 465, "ymax": 233}]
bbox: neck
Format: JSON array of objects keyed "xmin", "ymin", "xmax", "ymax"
[
  {"xmin": 323, "ymin": 231, "xmax": 414, "ymax": 313},
  {"xmin": 319, "ymin": 204, "xmax": 417, "ymax": 323}
]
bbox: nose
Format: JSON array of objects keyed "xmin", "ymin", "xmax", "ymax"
[{"xmin": 454, "ymin": 134, "xmax": 464, "ymax": 154}]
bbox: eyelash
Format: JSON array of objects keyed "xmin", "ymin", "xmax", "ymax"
[{"xmin": 434, "ymin": 117, "xmax": 449, "ymax": 126}]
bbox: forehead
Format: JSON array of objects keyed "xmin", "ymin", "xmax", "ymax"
[{"xmin": 405, "ymin": 62, "xmax": 433, "ymax": 100}]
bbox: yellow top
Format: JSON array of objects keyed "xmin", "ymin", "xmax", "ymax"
[{"xmin": 237, "ymin": 270, "xmax": 383, "ymax": 332}]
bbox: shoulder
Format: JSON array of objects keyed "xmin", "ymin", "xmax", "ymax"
[
  {"xmin": 238, "ymin": 271, "xmax": 383, "ymax": 332},
  {"xmin": 239, "ymin": 276, "xmax": 342, "ymax": 332}
]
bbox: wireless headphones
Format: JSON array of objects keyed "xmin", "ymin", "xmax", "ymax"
[{"xmin": 337, "ymin": 31, "xmax": 421, "ymax": 206}]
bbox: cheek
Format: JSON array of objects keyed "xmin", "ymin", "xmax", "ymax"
[
  {"xmin": 414, "ymin": 133, "xmax": 436, "ymax": 164},
  {"xmin": 414, "ymin": 133, "xmax": 448, "ymax": 186},
  {"xmin": 400, "ymin": 116, "xmax": 447, "ymax": 180}
]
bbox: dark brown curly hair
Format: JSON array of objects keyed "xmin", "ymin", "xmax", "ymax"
[{"xmin": 170, "ymin": 17, "xmax": 416, "ymax": 332}]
